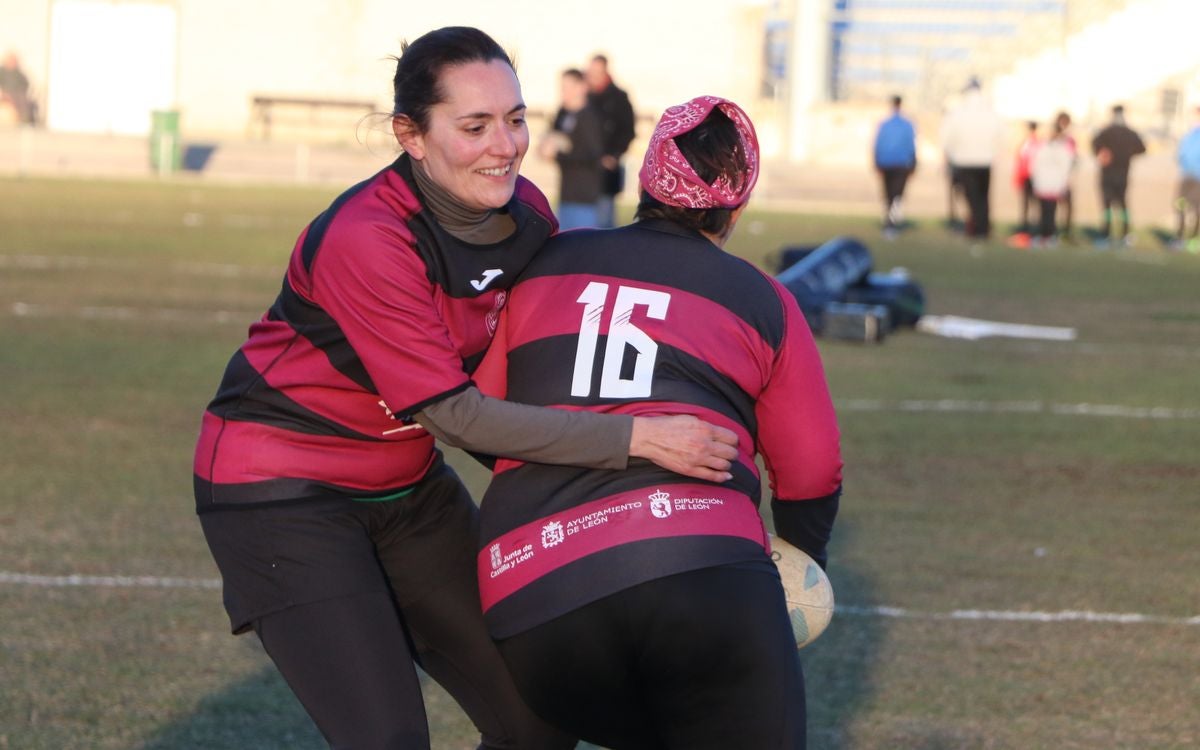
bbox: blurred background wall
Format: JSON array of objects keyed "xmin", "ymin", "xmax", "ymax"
[{"xmin": 3, "ymin": 0, "xmax": 1199, "ymax": 166}]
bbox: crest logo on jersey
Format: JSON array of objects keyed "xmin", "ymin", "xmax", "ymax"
[
  {"xmin": 489, "ymin": 543, "xmax": 503, "ymax": 571},
  {"xmin": 470, "ymin": 268, "xmax": 504, "ymax": 292},
  {"xmin": 541, "ymin": 520, "xmax": 565, "ymax": 548},
  {"xmin": 649, "ymin": 489, "xmax": 672, "ymax": 519},
  {"xmin": 485, "ymin": 290, "xmax": 506, "ymax": 337}
]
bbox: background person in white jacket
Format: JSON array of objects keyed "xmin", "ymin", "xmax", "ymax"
[
  {"xmin": 941, "ymin": 78, "xmax": 1005, "ymax": 240},
  {"xmin": 1030, "ymin": 112, "xmax": 1077, "ymax": 247}
]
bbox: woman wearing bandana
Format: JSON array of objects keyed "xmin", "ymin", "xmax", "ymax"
[{"xmin": 473, "ymin": 97, "xmax": 844, "ymax": 749}]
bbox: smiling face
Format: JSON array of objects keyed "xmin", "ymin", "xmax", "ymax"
[{"xmin": 394, "ymin": 59, "xmax": 529, "ymax": 211}]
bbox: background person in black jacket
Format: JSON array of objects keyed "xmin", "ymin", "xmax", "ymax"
[
  {"xmin": 585, "ymin": 54, "xmax": 636, "ymax": 227},
  {"xmin": 539, "ymin": 68, "xmax": 605, "ymax": 229},
  {"xmin": 1091, "ymin": 104, "xmax": 1147, "ymax": 247}
]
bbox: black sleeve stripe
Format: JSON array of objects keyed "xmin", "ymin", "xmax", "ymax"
[
  {"xmin": 299, "ymin": 172, "xmax": 381, "ymax": 272},
  {"xmin": 208, "ymin": 351, "xmax": 382, "ymax": 441},
  {"xmin": 271, "ymin": 281, "xmax": 375, "ymax": 392}
]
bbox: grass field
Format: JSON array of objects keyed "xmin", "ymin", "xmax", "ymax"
[{"xmin": 1, "ymin": 175, "xmax": 1198, "ymax": 750}]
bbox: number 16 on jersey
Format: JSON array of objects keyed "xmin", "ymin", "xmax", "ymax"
[{"xmin": 571, "ymin": 281, "xmax": 672, "ymax": 399}]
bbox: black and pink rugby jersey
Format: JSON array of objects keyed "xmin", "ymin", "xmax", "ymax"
[
  {"xmin": 194, "ymin": 156, "xmax": 556, "ymax": 509},
  {"xmin": 473, "ymin": 219, "xmax": 843, "ymax": 637}
]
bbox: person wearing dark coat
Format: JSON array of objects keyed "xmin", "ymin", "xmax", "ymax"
[
  {"xmin": 585, "ymin": 54, "xmax": 636, "ymax": 228},
  {"xmin": 1091, "ymin": 104, "xmax": 1146, "ymax": 247}
]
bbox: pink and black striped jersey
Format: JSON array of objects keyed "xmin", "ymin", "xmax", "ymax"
[
  {"xmin": 474, "ymin": 219, "xmax": 843, "ymax": 637},
  {"xmin": 194, "ymin": 156, "xmax": 556, "ymax": 510}
]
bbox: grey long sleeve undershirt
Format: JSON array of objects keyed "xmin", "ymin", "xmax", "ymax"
[{"xmin": 415, "ymin": 386, "xmax": 632, "ymax": 470}]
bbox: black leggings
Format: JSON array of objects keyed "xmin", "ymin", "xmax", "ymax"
[
  {"xmin": 1038, "ymin": 197, "xmax": 1059, "ymax": 238},
  {"xmin": 880, "ymin": 167, "xmax": 910, "ymax": 226},
  {"xmin": 255, "ymin": 585, "xmax": 577, "ymax": 750},
  {"xmin": 1018, "ymin": 178, "xmax": 1035, "ymax": 233},
  {"xmin": 957, "ymin": 166, "xmax": 992, "ymax": 238},
  {"xmin": 1101, "ymin": 175, "xmax": 1129, "ymax": 238},
  {"xmin": 497, "ymin": 564, "xmax": 806, "ymax": 750},
  {"xmin": 204, "ymin": 466, "xmax": 572, "ymax": 750}
]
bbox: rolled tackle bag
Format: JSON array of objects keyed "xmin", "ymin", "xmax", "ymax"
[
  {"xmin": 774, "ymin": 236, "xmax": 873, "ymax": 331},
  {"xmin": 767, "ymin": 245, "xmax": 818, "ymax": 274},
  {"xmin": 843, "ymin": 270, "xmax": 926, "ymax": 328}
]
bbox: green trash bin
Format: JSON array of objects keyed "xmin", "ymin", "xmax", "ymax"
[{"xmin": 150, "ymin": 109, "xmax": 181, "ymax": 174}]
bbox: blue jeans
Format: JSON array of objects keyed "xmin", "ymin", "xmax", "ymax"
[
  {"xmin": 558, "ymin": 202, "xmax": 600, "ymax": 231},
  {"xmin": 594, "ymin": 195, "xmax": 616, "ymax": 228}
]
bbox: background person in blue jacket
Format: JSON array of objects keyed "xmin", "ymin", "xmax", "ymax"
[
  {"xmin": 873, "ymin": 94, "xmax": 917, "ymax": 238},
  {"xmin": 1173, "ymin": 107, "xmax": 1200, "ymax": 253}
]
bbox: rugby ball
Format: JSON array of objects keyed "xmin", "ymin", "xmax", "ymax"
[{"xmin": 770, "ymin": 536, "xmax": 835, "ymax": 648}]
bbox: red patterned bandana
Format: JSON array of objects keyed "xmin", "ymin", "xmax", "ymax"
[{"xmin": 638, "ymin": 96, "xmax": 760, "ymax": 209}]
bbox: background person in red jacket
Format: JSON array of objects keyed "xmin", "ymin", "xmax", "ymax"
[{"xmin": 1008, "ymin": 120, "xmax": 1040, "ymax": 246}]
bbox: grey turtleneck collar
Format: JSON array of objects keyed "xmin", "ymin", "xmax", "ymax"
[{"xmin": 409, "ymin": 157, "xmax": 517, "ymax": 245}]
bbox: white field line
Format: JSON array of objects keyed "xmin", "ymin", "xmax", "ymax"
[
  {"xmin": 9, "ymin": 301, "xmax": 251, "ymax": 325},
  {"xmin": 0, "ymin": 252, "xmax": 277, "ymax": 278},
  {"xmin": 836, "ymin": 605, "xmax": 1200, "ymax": 627},
  {"xmin": 837, "ymin": 398, "xmax": 1200, "ymax": 421},
  {"xmin": 0, "ymin": 571, "xmax": 221, "ymax": 590},
  {"xmin": 3, "ymin": 570, "xmax": 1195, "ymax": 626},
  {"xmin": 1021, "ymin": 340, "xmax": 1200, "ymax": 359}
]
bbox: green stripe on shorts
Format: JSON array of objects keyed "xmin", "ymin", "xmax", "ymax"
[{"xmin": 352, "ymin": 487, "xmax": 416, "ymax": 502}]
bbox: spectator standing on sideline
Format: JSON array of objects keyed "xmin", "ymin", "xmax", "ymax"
[
  {"xmin": 1172, "ymin": 107, "xmax": 1200, "ymax": 253},
  {"xmin": 1008, "ymin": 121, "xmax": 1040, "ymax": 245},
  {"xmin": 1091, "ymin": 104, "xmax": 1146, "ymax": 248},
  {"xmin": 1050, "ymin": 111, "xmax": 1078, "ymax": 242},
  {"xmin": 585, "ymin": 54, "xmax": 636, "ymax": 227},
  {"xmin": 940, "ymin": 78, "xmax": 1004, "ymax": 241},
  {"xmin": 0, "ymin": 51, "xmax": 36, "ymax": 126},
  {"xmin": 1030, "ymin": 112, "xmax": 1077, "ymax": 247},
  {"xmin": 539, "ymin": 68, "xmax": 605, "ymax": 230},
  {"xmin": 873, "ymin": 94, "xmax": 917, "ymax": 239}
]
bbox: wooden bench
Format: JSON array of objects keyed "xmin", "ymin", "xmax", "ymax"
[{"xmin": 249, "ymin": 95, "xmax": 378, "ymax": 141}]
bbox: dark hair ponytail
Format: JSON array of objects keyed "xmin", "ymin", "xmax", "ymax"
[{"xmin": 392, "ymin": 27, "xmax": 514, "ymax": 133}]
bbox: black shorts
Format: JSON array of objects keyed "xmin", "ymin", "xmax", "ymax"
[
  {"xmin": 1101, "ymin": 172, "xmax": 1130, "ymax": 206},
  {"xmin": 881, "ymin": 166, "xmax": 911, "ymax": 203},
  {"xmin": 199, "ymin": 460, "xmax": 477, "ymax": 634},
  {"xmin": 497, "ymin": 562, "xmax": 806, "ymax": 750}
]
